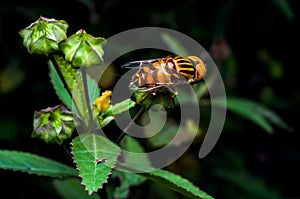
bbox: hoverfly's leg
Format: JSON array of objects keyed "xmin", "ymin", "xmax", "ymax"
[
  {"xmin": 128, "ymin": 81, "xmax": 139, "ymax": 92},
  {"xmin": 165, "ymin": 85, "xmax": 178, "ymax": 96}
]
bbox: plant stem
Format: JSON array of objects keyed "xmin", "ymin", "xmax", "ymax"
[
  {"xmin": 50, "ymin": 55, "xmax": 72, "ymax": 98},
  {"xmin": 81, "ymin": 67, "xmax": 96, "ymax": 131},
  {"xmin": 49, "ymin": 55, "xmax": 80, "ymax": 116},
  {"xmin": 116, "ymin": 106, "xmax": 146, "ymax": 144}
]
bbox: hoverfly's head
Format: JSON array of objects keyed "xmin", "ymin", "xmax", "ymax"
[{"xmin": 187, "ymin": 56, "xmax": 206, "ymax": 83}]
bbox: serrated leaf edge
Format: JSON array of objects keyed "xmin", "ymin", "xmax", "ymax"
[
  {"xmin": 70, "ymin": 136, "xmax": 119, "ymax": 195},
  {"xmin": 140, "ymin": 169, "xmax": 214, "ymax": 199}
]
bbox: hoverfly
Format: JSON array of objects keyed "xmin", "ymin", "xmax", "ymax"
[
  {"xmin": 122, "ymin": 55, "xmax": 206, "ymax": 95},
  {"xmin": 121, "ymin": 55, "xmax": 206, "ymax": 109}
]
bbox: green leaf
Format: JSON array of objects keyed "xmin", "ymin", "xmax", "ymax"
[
  {"xmin": 53, "ymin": 178, "xmax": 101, "ymax": 199},
  {"xmin": 111, "ymin": 136, "xmax": 148, "ymax": 198},
  {"xmin": 0, "ymin": 150, "xmax": 77, "ymax": 177},
  {"xmin": 148, "ymin": 120, "xmax": 200, "ymax": 148},
  {"xmin": 72, "ymin": 70, "xmax": 101, "ymax": 128},
  {"xmin": 214, "ymin": 97, "xmax": 292, "ymax": 133},
  {"xmin": 214, "ymin": 169, "xmax": 282, "ymax": 199},
  {"xmin": 77, "ymin": 71, "xmax": 101, "ymax": 128},
  {"xmin": 120, "ymin": 136, "xmax": 151, "ymax": 170},
  {"xmin": 111, "ymin": 99, "xmax": 136, "ymax": 115},
  {"xmin": 140, "ymin": 169, "xmax": 214, "ymax": 199},
  {"xmin": 51, "ymin": 55, "xmax": 87, "ymax": 117},
  {"xmin": 147, "ymin": 123, "xmax": 178, "ymax": 147},
  {"xmin": 72, "ymin": 72, "xmax": 87, "ymax": 118},
  {"xmin": 160, "ymin": 32, "xmax": 189, "ymax": 56},
  {"xmin": 71, "ymin": 133, "xmax": 121, "ymax": 195},
  {"xmin": 274, "ymin": 0, "xmax": 294, "ymax": 21},
  {"xmin": 98, "ymin": 115, "xmax": 114, "ymax": 128},
  {"xmin": 51, "ymin": 57, "xmax": 96, "ymax": 128},
  {"xmin": 49, "ymin": 60, "xmax": 73, "ymax": 110},
  {"xmin": 112, "ymin": 170, "xmax": 145, "ymax": 199},
  {"xmin": 255, "ymin": 102, "xmax": 293, "ymax": 132},
  {"xmin": 100, "ymin": 99, "xmax": 135, "ymax": 127},
  {"xmin": 87, "ymin": 74, "xmax": 100, "ymax": 103}
]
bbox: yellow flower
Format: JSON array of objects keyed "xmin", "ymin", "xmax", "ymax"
[{"xmin": 94, "ymin": 90, "xmax": 112, "ymax": 113}]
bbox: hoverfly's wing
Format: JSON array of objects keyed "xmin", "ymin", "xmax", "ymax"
[
  {"xmin": 121, "ymin": 58, "xmax": 166, "ymax": 68},
  {"xmin": 130, "ymin": 82, "xmax": 178, "ymax": 96},
  {"xmin": 129, "ymin": 62, "xmax": 184, "ymax": 95}
]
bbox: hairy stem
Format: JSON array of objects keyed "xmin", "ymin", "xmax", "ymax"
[
  {"xmin": 50, "ymin": 55, "xmax": 72, "ymax": 98},
  {"xmin": 49, "ymin": 55, "xmax": 80, "ymax": 117}
]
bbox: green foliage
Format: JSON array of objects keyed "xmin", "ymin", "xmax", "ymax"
[
  {"xmin": 49, "ymin": 60, "xmax": 73, "ymax": 110},
  {"xmin": 120, "ymin": 136, "xmax": 152, "ymax": 171},
  {"xmin": 160, "ymin": 33, "xmax": 189, "ymax": 56},
  {"xmin": 215, "ymin": 97, "xmax": 292, "ymax": 133},
  {"xmin": 214, "ymin": 169, "xmax": 282, "ymax": 199},
  {"xmin": 0, "ymin": 150, "xmax": 77, "ymax": 177},
  {"xmin": 132, "ymin": 89, "xmax": 176, "ymax": 110},
  {"xmin": 110, "ymin": 99, "xmax": 136, "ymax": 115},
  {"xmin": 52, "ymin": 55, "xmax": 78, "ymax": 92},
  {"xmin": 70, "ymin": 69, "xmax": 99, "ymax": 126},
  {"xmin": 140, "ymin": 169, "xmax": 214, "ymax": 199},
  {"xmin": 119, "ymin": 136, "xmax": 214, "ymax": 199},
  {"xmin": 87, "ymin": 74, "xmax": 100, "ymax": 104},
  {"xmin": 274, "ymin": 0, "xmax": 295, "ymax": 20},
  {"xmin": 207, "ymin": 148, "xmax": 283, "ymax": 199},
  {"xmin": 71, "ymin": 133, "xmax": 121, "ymax": 195},
  {"xmin": 112, "ymin": 170, "xmax": 146, "ymax": 199},
  {"xmin": 59, "ymin": 29, "xmax": 106, "ymax": 68},
  {"xmin": 19, "ymin": 16, "xmax": 68, "ymax": 56},
  {"xmin": 53, "ymin": 178, "xmax": 101, "ymax": 199},
  {"xmin": 32, "ymin": 104, "xmax": 75, "ymax": 144}
]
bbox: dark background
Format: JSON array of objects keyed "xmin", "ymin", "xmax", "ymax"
[{"xmin": 0, "ymin": 0, "xmax": 299, "ymax": 198}]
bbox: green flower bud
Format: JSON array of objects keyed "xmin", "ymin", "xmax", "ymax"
[
  {"xmin": 132, "ymin": 88, "xmax": 176, "ymax": 110},
  {"xmin": 19, "ymin": 16, "xmax": 68, "ymax": 56},
  {"xmin": 32, "ymin": 105, "xmax": 75, "ymax": 144},
  {"xmin": 59, "ymin": 29, "xmax": 106, "ymax": 68}
]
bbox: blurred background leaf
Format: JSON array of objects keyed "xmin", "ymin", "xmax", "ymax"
[
  {"xmin": 274, "ymin": 0, "xmax": 295, "ymax": 21},
  {"xmin": 53, "ymin": 178, "xmax": 101, "ymax": 199},
  {"xmin": 214, "ymin": 97, "xmax": 292, "ymax": 134}
]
